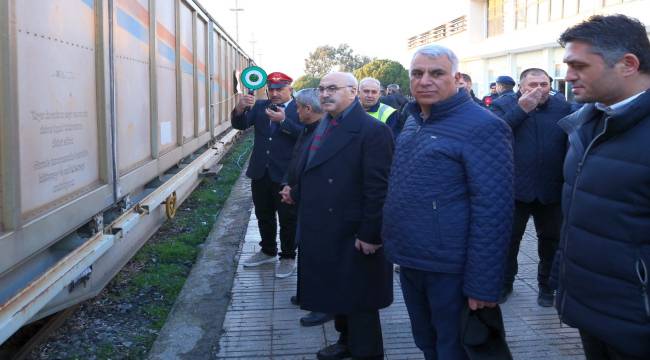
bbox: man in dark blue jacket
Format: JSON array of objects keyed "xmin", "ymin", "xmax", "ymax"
[
  {"xmin": 495, "ymin": 75, "xmax": 516, "ymax": 99},
  {"xmin": 552, "ymin": 14, "xmax": 650, "ymax": 359},
  {"xmin": 491, "ymin": 68, "xmax": 573, "ymax": 307},
  {"xmin": 382, "ymin": 44, "xmax": 513, "ymax": 360},
  {"xmin": 231, "ymin": 72, "xmax": 303, "ymax": 278}
]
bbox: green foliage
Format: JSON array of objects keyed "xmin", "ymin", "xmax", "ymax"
[
  {"xmin": 293, "ymin": 75, "xmax": 321, "ymax": 91},
  {"xmin": 86, "ymin": 133, "xmax": 254, "ymax": 359},
  {"xmin": 304, "ymin": 44, "xmax": 373, "ymax": 77},
  {"xmin": 353, "ymin": 59, "xmax": 410, "ymax": 95}
]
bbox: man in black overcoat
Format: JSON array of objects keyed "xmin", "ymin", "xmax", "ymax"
[{"xmin": 292, "ymin": 72, "xmax": 394, "ymax": 360}]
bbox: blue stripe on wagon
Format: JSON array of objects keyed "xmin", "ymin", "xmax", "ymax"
[
  {"xmin": 157, "ymin": 40, "xmax": 176, "ymax": 63},
  {"xmin": 116, "ymin": 8, "xmax": 149, "ymax": 44},
  {"xmin": 181, "ymin": 59, "xmax": 193, "ymax": 75}
]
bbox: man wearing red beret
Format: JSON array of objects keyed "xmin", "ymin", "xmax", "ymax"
[{"xmin": 232, "ymin": 71, "xmax": 304, "ymax": 278}]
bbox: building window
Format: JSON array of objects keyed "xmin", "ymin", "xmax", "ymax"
[
  {"xmin": 516, "ymin": 0, "xmax": 527, "ymax": 29},
  {"xmin": 488, "ymin": 0, "xmax": 505, "ymax": 37},
  {"xmin": 579, "ymin": 0, "xmax": 597, "ymax": 12},
  {"xmin": 538, "ymin": 0, "xmax": 550, "ymax": 23},
  {"xmin": 564, "ymin": 0, "xmax": 579, "ymax": 16},
  {"xmin": 527, "ymin": 0, "xmax": 539, "ymax": 26},
  {"xmin": 550, "ymin": 0, "xmax": 563, "ymax": 20}
]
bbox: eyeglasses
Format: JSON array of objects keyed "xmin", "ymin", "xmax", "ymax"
[{"xmin": 317, "ymin": 85, "xmax": 354, "ymax": 94}]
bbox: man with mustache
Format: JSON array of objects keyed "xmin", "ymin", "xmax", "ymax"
[
  {"xmin": 294, "ymin": 72, "xmax": 394, "ymax": 360},
  {"xmin": 551, "ymin": 14, "xmax": 650, "ymax": 359},
  {"xmin": 358, "ymin": 77, "xmax": 400, "ymax": 137},
  {"xmin": 490, "ymin": 67, "xmax": 573, "ymax": 307},
  {"xmin": 382, "ymin": 44, "xmax": 514, "ymax": 360},
  {"xmin": 231, "ymin": 72, "xmax": 303, "ymax": 278},
  {"xmin": 279, "ymin": 88, "xmax": 333, "ymax": 328}
]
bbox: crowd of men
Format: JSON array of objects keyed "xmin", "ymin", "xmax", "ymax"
[{"xmin": 231, "ymin": 14, "xmax": 650, "ymax": 360}]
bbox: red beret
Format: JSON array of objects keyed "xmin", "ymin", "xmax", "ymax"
[{"xmin": 267, "ymin": 72, "xmax": 293, "ymax": 89}]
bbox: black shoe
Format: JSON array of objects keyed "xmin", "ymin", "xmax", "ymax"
[
  {"xmin": 316, "ymin": 342, "xmax": 351, "ymax": 360},
  {"xmin": 300, "ymin": 312, "xmax": 333, "ymax": 327},
  {"xmin": 290, "ymin": 295, "xmax": 299, "ymax": 306},
  {"xmin": 537, "ymin": 289, "xmax": 554, "ymax": 307},
  {"xmin": 498, "ymin": 286, "xmax": 513, "ymax": 304}
]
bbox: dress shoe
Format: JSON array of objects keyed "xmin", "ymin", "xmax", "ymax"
[
  {"xmin": 537, "ymin": 288, "xmax": 554, "ymax": 307},
  {"xmin": 290, "ymin": 295, "xmax": 299, "ymax": 306},
  {"xmin": 300, "ymin": 312, "xmax": 333, "ymax": 327},
  {"xmin": 316, "ymin": 342, "xmax": 351, "ymax": 360}
]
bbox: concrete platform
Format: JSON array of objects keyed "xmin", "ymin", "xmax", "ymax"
[{"xmin": 215, "ymin": 214, "xmax": 585, "ymax": 359}]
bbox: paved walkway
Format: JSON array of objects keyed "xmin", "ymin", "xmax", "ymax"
[{"xmin": 216, "ymin": 213, "xmax": 585, "ymax": 359}]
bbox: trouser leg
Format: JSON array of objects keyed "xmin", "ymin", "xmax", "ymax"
[
  {"xmin": 503, "ymin": 201, "xmax": 532, "ymax": 289},
  {"xmin": 399, "ymin": 267, "xmax": 437, "ymax": 360},
  {"xmin": 334, "ymin": 313, "xmax": 383, "ymax": 359},
  {"xmin": 273, "ymin": 180, "xmax": 297, "ymax": 259},
  {"xmin": 251, "ymin": 173, "xmax": 278, "ymax": 256},
  {"xmin": 531, "ymin": 202, "xmax": 562, "ymax": 290}
]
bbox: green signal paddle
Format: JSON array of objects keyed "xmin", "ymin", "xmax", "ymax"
[{"xmin": 241, "ymin": 66, "xmax": 267, "ymax": 94}]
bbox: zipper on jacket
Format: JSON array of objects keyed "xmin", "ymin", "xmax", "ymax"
[
  {"xmin": 558, "ymin": 116, "xmax": 610, "ymax": 319},
  {"xmin": 637, "ymin": 258, "xmax": 650, "ymax": 318}
]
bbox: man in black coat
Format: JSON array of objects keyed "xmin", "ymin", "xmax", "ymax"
[
  {"xmin": 279, "ymin": 88, "xmax": 332, "ymax": 328},
  {"xmin": 458, "ymin": 73, "xmax": 483, "ymax": 106},
  {"xmin": 231, "ymin": 72, "xmax": 303, "ymax": 278},
  {"xmin": 495, "ymin": 75, "xmax": 516, "ymax": 99},
  {"xmin": 380, "ymin": 83, "xmax": 408, "ymax": 110},
  {"xmin": 552, "ymin": 14, "xmax": 650, "ymax": 359},
  {"xmin": 491, "ymin": 68, "xmax": 573, "ymax": 307},
  {"xmin": 293, "ymin": 72, "xmax": 394, "ymax": 360}
]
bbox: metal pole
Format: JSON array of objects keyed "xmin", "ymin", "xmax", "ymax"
[{"xmin": 229, "ymin": 0, "xmax": 244, "ymax": 43}]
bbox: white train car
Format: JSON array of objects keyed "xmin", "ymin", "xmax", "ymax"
[{"xmin": 0, "ymin": 0, "xmax": 252, "ymax": 343}]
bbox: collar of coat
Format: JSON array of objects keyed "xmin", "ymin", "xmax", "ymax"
[{"xmin": 558, "ymin": 88, "xmax": 650, "ymax": 137}]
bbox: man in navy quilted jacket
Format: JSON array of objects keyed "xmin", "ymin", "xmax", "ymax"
[
  {"xmin": 552, "ymin": 15, "xmax": 650, "ymax": 359},
  {"xmin": 491, "ymin": 68, "xmax": 573, "ymax": 307},
  {"xmin": 382, "ymin": 44, "xmax": 514, "ymax": 360}
]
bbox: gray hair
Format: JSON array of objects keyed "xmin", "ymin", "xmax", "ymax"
[
  {"xmin": 295, "ymin": 88, "xmax": 323, "ymax": 113},
  {"xmin": 411, "ymin": 44, "xmax": 459, "ymax": 74},
  {"xmin": 342, "ymin": 72, "xmax": 358, "ymax": 87},
  {"xmin": 387, "ymin": 84, "xmax": 399, "ymax": 91},
  {"xmin": 359, "ymin": 77, "xmax": 381, "ymax": 89}
]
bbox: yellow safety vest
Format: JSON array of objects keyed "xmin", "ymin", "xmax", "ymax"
[{"xmin": 367, "ymin": 103, "xmax": 397, "ymax": 123}]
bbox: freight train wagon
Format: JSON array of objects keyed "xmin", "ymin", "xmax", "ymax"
[{"xmin": 0, "ymin": 0, "xmax": 252, "ymax": 343}]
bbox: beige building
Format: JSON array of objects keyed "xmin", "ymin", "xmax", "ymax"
[{"xmin": 408, "ymin": 0, "xmax": 650, "ymax": 99}]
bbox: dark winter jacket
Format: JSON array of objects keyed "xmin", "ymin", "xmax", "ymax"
[
  {"xmin": 295, "ymin": 100, "xmax": 395, "ymax": 314},
  {"xmin": 282, "ymin": 120, "xmax": 320, "ymax": 203},
  {"xmin": 382, "ymin": 89, "xmax": 514, "ymax": 302},
  {"xmin": 491, "ymin": 92, "xmax": 573, "ymax": 204},
  {"xmin": 231, "ymin": 99, "xmax": 303, "ymax": 182},
  {"xmin": 552, "ymin": 89, "xmax": 650, "ymax": 357}
]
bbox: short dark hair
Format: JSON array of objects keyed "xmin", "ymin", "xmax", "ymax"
[
  {"xmin": 519, "ymin": 68, "xmax": 551, "ymax": 82},
  {"xmin": 460, "ymin": 73, "xmax": 472, "ymax": 82},
  {"xmin": 559, "ymin": 14, "xmax": 650, "ymax": 73}
]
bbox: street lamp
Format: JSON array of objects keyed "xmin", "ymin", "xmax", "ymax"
[{"xmin": 229, "ymin": 0, "xmax": 244, "ymax": 43}]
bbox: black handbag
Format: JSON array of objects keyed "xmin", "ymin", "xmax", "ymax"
[{"xmin": 460, "ymin": 303, "xmax": 513, "ymax": 360}]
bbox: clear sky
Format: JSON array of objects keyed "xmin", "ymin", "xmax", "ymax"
[{"xmin": 203, "ymin": 0, "xmax": 461, "ymax": 79}]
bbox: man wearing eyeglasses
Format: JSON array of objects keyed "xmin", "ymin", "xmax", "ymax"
[
  {"xmin": 231, "ymin": 72, "xmax": 304, "ymax": 279},
  {"xmin": 382, "ymin": 45, "xmax": 513, "ymax": 359},
  {"xmin": 293, "ymin": 72, "xmax": 394, "ymax": 360}
]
